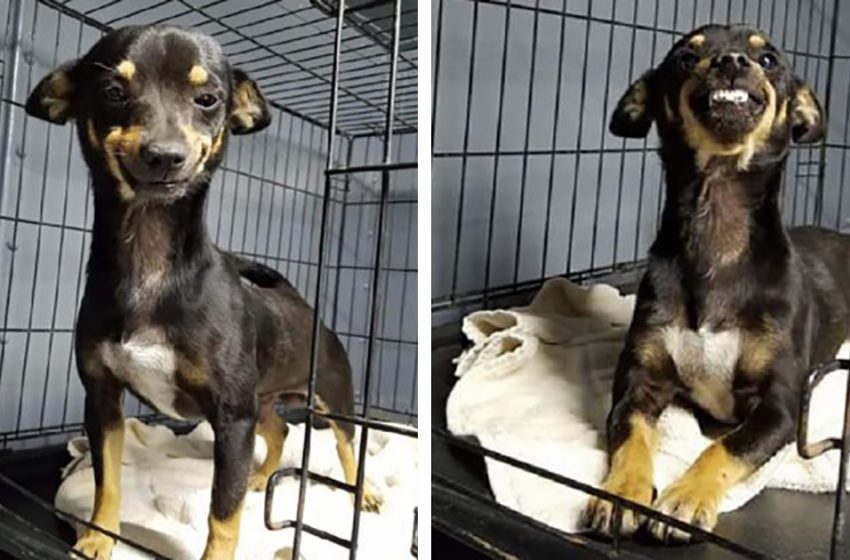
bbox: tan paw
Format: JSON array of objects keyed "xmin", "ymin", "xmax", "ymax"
[
  {"xmin": 581, "ymin": 471, "xmax": 654, "ymax": 538},
  {"xmin": 351, "ymin": 483, "xmax": 383, "ymax": 513},
  {"xmin": 248, "ymin": 472, "xmax": 270, "ymax": 493},
  {"xmin": 646, "ymin": 477, "xmax": 720, "ymax": 543},
  {"xmin": 72, "ymin": 530, "xmax": 115, "ymax": 560},
  {"xmin": 361, "ymin": 488, "xmax": 384, "ymax": 512}
]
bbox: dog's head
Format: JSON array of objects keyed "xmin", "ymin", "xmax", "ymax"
[
  {"xmin": 25, "ymin": 25, "xmax": 270, "ymax": 202},
  {"xmin": 610, "ymin": 24, "xmax": 824, "ymax": 170}
]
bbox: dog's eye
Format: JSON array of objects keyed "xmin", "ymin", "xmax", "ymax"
[
  {"xmin": 194, "ymin": 94, "xmax": 220, "ymax": 109},
  {"xmin": 758, "ymin": 52, "xmax": 777, "ymax": 69},
  {"xmin": 678, "ymin": 51, "xmax": 699, "ymax": 72},
  {"xmin": 103, "ymin": 84, "xmax": 127, "ymax": 104}
]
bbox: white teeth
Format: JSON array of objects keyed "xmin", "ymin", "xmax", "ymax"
[{"xmin": 710, "ymin": 88, "xmax": 750, "ymax": 104}]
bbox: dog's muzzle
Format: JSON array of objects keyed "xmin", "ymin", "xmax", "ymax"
[{"xmin": 687, "ymin": 56, "xmax": 769, "ymax": 141}]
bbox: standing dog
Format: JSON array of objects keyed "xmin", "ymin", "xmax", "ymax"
[
  {"xmin": 581, "ymin": 24, "xmax": 847, "ymax": 542},
  {"xmin": 25, "ymin": 25, "xmax": 380, "ymax": 560}
]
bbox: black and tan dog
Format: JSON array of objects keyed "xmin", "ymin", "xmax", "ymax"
[
  {"xmin": 581, "ymin": 24, "xmax": 850, "ymax": 542},
  {"xmin": 25, "ymin": 25, "xmax": 380, "ymax": 560}
]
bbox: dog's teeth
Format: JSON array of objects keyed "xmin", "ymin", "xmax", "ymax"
[{"xmin": 709, "ymin": 88, "xmax": 750, "ymax": 105}]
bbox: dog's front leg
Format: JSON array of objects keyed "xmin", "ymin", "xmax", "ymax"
[
  {"xmin": 74, "ymin": 373, "xmax": 125, "ymax": 560},
  {"xmin": 582, "ymin": 359, "xmax": 675, "ymax": 537},
  {"xmin": 647, "ymin": 375, "xmax": 796, "ymax": 542},
  {"xmin": 202, "ymin": 407, "xmax": 256, "ymax": 560}
]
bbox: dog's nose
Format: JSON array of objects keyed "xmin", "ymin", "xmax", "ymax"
[
  {"xmin": 712, "ymin": 52, "xmax": 751, "ymax": 77},
  {"xmin": 140, "ymin": 141, "xmax": 187, "ymax": 172}
]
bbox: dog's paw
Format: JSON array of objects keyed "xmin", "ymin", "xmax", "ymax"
[
  {"xmin": 72, "ymin": 530, "xmax": 115, "ymax": 560},
  {"xmin": 361, "ymin": 489, "xmax": 383, "ymax": 512},
  {"xmin": 352, "ymin": 482, "xmax": 383, "ymax": 513},
  {"xmin": 646, "ymin": 477, "xmax": 720, "ymax": 543},
  {"xmin": 581, "ymin": 472, "xmax": 653, "ymax": 538},
  {"xmin": 248, "ymin": 472, "xmax": 269, "ymax": 493}
]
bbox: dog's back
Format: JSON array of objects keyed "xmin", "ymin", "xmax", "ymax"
[
  {"xmin": 790, "ymin": 226, "xmax": 850, "ymax": 362},
  {"xmin": 789, "ymin": 226, "xmax": 850, "ymax": 283},
  {"xmin": 228, "ymin": 252, "xmax": 356, "ymax": 418}
]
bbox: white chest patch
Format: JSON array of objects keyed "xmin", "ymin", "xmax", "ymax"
[
  {"xmin": 662, "ymin": 326, "xmax": 741, "ymax": 422},
  {"xmin": 100, "ymin": 331, "xmax": 183, "ymax": 419}
]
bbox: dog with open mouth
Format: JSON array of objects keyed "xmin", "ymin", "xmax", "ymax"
[
  {"xmin": 25, "ymin": 24, "xmax": 381, "ymax": 560},
  {"xmin": 580, "ymin": 24, "xmax": 850, "ymax": 543}
]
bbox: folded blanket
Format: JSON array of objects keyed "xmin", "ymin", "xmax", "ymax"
[
  {"xmin": 447, "ymin": 277, "xmax": 848, "ymax": 534},
  {"xmin": 56, "ymin": 418, "xmax": 417, "ymax": 559}
]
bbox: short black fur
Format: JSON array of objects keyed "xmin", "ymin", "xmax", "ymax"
[
  {"xmin": 582, "ymin": 24, "xmax": 849, "ymax": 543},
  {"xmin": 26, "ymin": 24, "xmax": 375, "ymax": 560}
]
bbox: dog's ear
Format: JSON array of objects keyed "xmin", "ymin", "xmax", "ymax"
[
  {"xmin": 229, "ymin": 68, "xmax": 271, "ymax": 135},
  {"xmin": 610, "ymin": 70, "xmax": 655, "ymax": 138},
  {"xmin": 25, "ymin": 60, "xmax": 79, "ymax": 124},
  {"xmin": 790, "ymin": 77, "xmax": 825, "ymax": 144}
]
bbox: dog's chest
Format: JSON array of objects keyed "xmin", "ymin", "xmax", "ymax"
[
  {"xmin": 662, "ymin": 326, "xmax": 741, "ymax": 421},
  {"xmin": 99, "ymin": 330, "xmax": 185, "ymax": 419}
]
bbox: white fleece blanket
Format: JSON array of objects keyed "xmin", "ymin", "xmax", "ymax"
[
  {"xmin": 447, "ymin": 277, "xmax": 849, "ymax": 534},
  {"xmin": 55, "ymin": 419, "xmax": 417, "ymax": 559}
]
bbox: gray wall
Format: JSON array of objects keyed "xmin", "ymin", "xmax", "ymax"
[
  {"xmin": 0, "ymin": 0, "xmax": 417, "ymax": 446},
  {"xmin": 432, "ymin": 0, "xmax": 850, "ymax": 311}
]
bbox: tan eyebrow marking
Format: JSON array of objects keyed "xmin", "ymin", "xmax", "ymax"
[
  {"xmin": 116, "ymin": 60, "xmax": 136, "ymax": 80},
  {"xmin": 689, "ymin": 34, "xmax": 705, "ymax": 47},
  {"xmin": 188, "ymin": 65, "xmax": 208, "ymax": 86},
  {"xmin": 748, "ymin": 34, "xmax": 766, "ymax": 48}
]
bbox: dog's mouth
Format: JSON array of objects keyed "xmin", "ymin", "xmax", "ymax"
[
  {"xmin": 707, "ymin": 88, "xmax": 764, "ymax": 110},
  {"xmin": 147, "ymin": 179, "xmax": 185, "ymax": 186},
  {"xmin": 119, "ymin": 159, "xmax": 199, "ymax": 191},
  {"xmin": 690, "ymin": 84, "xmax": 767, "ymax": 141}
]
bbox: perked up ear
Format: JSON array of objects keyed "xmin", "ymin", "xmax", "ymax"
[
  {"xmin": 610, "ymin": 70, "xmax": 655, "ymax": 138},
  {"xmin": 229, "ymin": 68, "xmax": 271, "ymax": 135},
  {"xmin": 790, "ymin": 77, "xmax": 825, "ymax": 144},
  {"xmin": 25, "ymin": 60, "xmax": 79, "ymax": 124}
]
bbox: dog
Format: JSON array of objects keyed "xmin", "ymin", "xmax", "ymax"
[
  {"xmin": 25, "ymin": 25, "xmax": 381, "ymax": 560},
  {"xmin": 580, "ymin": 24, "xmax": 848, "ymax": 543}
]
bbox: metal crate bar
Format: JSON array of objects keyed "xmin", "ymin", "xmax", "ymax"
[
  {"xmin": 279, "ymin": 1, "xmax": 415, "ymax": 557},
  {"xmin": 796, "ymin": 360, "xmax": 850, "ymax": 559},
  {"xmin": 432, "ymin": 428, "xmax": 769, "ymax": 559},
  {"xmin": 312, "ymin": 408, "xmax": 418, "ymax": 437},
  {"xmin": 0, "ymin": 471, "xmax": 168, "ymax": 558}
]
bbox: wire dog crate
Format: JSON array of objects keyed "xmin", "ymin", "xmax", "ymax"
[
  {"xmin": 432, "ymin": 0, "xmax": 850, "ymax": 558},
  {"xmin": 0, "ymin": 0, "xmax": 418, "ymax": 558}
]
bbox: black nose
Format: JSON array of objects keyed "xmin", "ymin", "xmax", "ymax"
[
  {"xmin": 140, "ymin": 141, "xmax": 187, "ymax": 173},
  {"xmin": 712, "ymin": 52, "xmax": 751, "ymax": 77}
]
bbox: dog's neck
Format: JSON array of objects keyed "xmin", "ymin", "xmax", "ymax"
[
  {"xmin": 87, "ymin": 180, "xmax": 213, "ymax": 308},
  {"xmin": 656, "ymin": 152, "xmax": 788, "ymax": 277}
]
